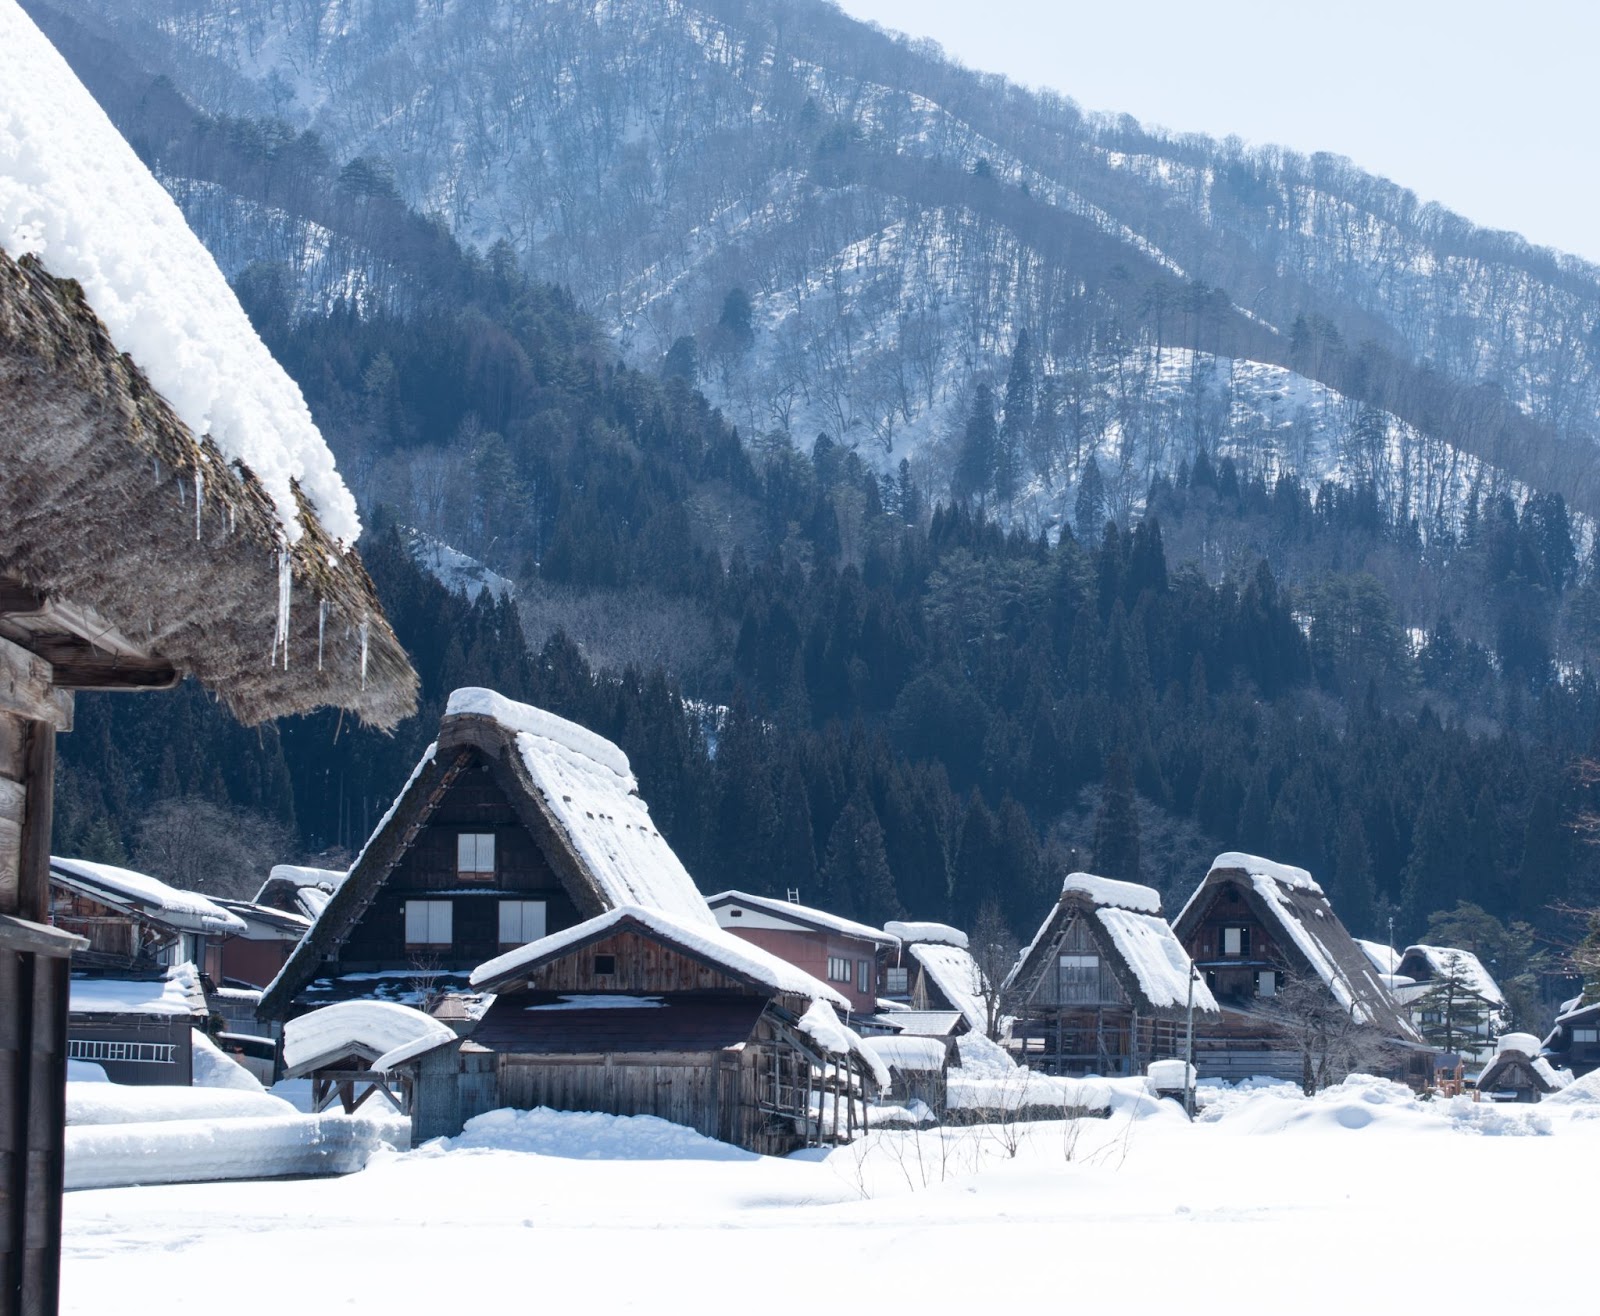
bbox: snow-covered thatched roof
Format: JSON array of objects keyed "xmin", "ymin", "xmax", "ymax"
[
  {"xmin": 1175, "ymin": 852, "xmax": 1418, "ymax": 1039},
  {"xmin": 1007, "ymin": 870, "xmax": 1217, "ymax": 1016},
  {"xmin": 50, "ymin": 855, "xmax": 245, "ymax": 936},
  {"xmin": 0, "ymin": 5, "xmax": 414, "ymax": 726},
  {"xmin": 1395, "ymin": 944, "xmax": 1506, "ymax": 1006},
  {"xmin": 906, "ymin": 942, "xmax": 988, "ymax": 1034},
  {"xmin": 259, "ymin": 690, "xmax": 717, "ymax": 1017},
  {"xmin": 468, "ymin": 903, "xmax": 847, "ymax": 1009}
]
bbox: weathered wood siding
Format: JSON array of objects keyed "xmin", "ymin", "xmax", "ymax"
[
  {"xmin": 499, "ymin": 1053, "xmax": 723, "ymax": 1138},
  {"xmin": 515, "ymin": 930, "xmax": 767, "ymax": 997},
  {"xmin": 718, "ymin": 926, "xmax": 879, "ymax": 1013},
  {"xmin": 337, "ymin": 753, "xmax": 583, "ymax": 971}
]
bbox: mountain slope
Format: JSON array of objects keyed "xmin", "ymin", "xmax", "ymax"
[{"xmin": 29, "ymin": 0, "xmax": 1600, "ymax": 528}]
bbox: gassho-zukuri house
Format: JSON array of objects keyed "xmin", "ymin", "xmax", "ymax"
[
  {"xmin": 1172, "ymin": 853, "xmax": 1429, "ymax": 1085},
  {"xmin": 2, "ymin": 6, "xmax": 416, "ymax": 1307},
  {"xmin": 1005, "ymin": 872, "xmax": 1218, "ymax": 1077},
  {"xmin": 258, "ymin": 687, "xmax": 723, "ymax": 1019}
]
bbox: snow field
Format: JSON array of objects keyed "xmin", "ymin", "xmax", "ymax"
[{"xmin": 62, "ymin": 1077, "xmax": 1600, "ymax": 1315}]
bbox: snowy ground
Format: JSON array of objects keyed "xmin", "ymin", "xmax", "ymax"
[{"xmin": 62, "ymin": 1074, "xmax": 1600, "ymax": 1314}]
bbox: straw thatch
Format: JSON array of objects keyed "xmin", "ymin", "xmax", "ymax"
[{"xmin": 0, "ymin": 246, "xmax": 416, "ymax": 727}]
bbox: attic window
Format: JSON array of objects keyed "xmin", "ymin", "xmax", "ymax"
[
  {"xmin": 593, "ymin": 955, "xmax": 616, "ymax": 976},
  {"xmin": 1222, "ymin": 926, "xmax": 1251, "ymax": 957},
  {"xmin": 458, "ymin": 832, "xmax": 495, "ymax": 880},
  {"xmin": 729, "ymin": 908, "xmax": 743, "ymax": 917},
  {"xmin": 1574, "ymin": 1027, "xmax": 1599, "ymax": 1045}
]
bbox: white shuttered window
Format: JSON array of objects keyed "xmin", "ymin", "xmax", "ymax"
[
  {"xmin": 405, "ymin": 900, "xmax": 453, "ymax": 945},
  {"xmin": 498, "ymin": 900, "xmax": 547, "ymax": 946}
]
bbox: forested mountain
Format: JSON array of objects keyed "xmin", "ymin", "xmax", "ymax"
[
  {"xmin": 22, "ymin": 0, "xmax": 1600, "ymax": 1024},
  {"xmin": 28, "ymin": 0, "xmax": 1600, "ymax": 536}
]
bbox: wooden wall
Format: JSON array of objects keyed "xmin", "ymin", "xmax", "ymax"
[
  {"xmin": 0, "ymin": 711, "xmax": 26, "ymax": 915},
  {"xmin": 522, "ymin": 929, "xmax": 767, "ymax": 997},
  {"xmin": 338, "ymin": 754, "xmax": 583, "ymax": 971}
]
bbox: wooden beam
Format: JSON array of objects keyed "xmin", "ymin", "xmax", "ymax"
[
  {"xmin": 0, "ymin": 637, "xmax": 65, "ymax": 731},
  {"xmin": 17, "ymin": 719, "xmax": 56, "ymax": 924},
  {"xmin": 0, "ymin": 580, "xmax": 46, "ymax": 617}
]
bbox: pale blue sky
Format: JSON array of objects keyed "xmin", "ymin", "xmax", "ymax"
[{"xmin": 836, "ymin": 0, "xmax": 1600, "ymax": 264}]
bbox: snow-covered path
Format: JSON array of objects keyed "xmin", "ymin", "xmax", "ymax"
[{"xmin": 63, "ymin": 1082, "xmax": 1598, "ymax": 1314}]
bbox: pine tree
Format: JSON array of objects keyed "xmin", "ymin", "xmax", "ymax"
[
  {"xmin": 1412, "ymin": 950, "xmax": 1495, "ymax": 1056},
  {"xmin": 953, "ymin": 383, "xmax": 998, "ymax": 505},
  {"xmin": 1074, "ymin": 457, "xmax": 1106, "ymax": 535},
  {"xmin": 820, "ymin": 791, "xmax": 900, "ymax": 924},
  {"xmin": 1092, "ymin": 750, "xmax": 1141, "ymax": 883},
  {"xmin": 998, "ymin": 331, "xmax": 1035, "ymax": 503}
]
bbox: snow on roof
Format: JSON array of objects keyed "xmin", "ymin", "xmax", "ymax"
[
  {"xmin": 1356, "ymin": 939, "xmax": 1403, "ymax": 976},
  {"xmin": 1060, "ymin": 872, "xmax": 1161, "ymax": 914},
  {"xmin": 264, "ymin": 864, "xmax": 346, "ymax": 894},
  {"xmin": 1496, "ymin": 1032, "xmax": 1542, "ymax": 1057},
  {"xmin": 707, "ymin": 890, "xmax": 900, "ymax": 946},
  {"xmin": 907, "ymin": 942, "xmax": 988, "ymax": 1033},
  {"xmin": 69, "ymin": 962, "xmax": 206, "ymax": 1017},
  {"xmin": 446, "ymin": 688, "xmax": 714, "ymax": 928},
  {"xmin": 469, "ymin": 904, "xmax": 848, "ymax": 1009},
  {"xmin": 1400, "ymin": 945, "xmax": 1507, "ymax": 1006},
  {"xmin": 1248, "ymin": 872, "xmax": 1369, "ymax": 1022},
  {"xmin": 1095, "ymin": 908, "xmax": 1218, "ymax": 1012},
  {"xmin": 796, "ymin": 1000, "xmax": 891, "ymax": 1089},
  {"xmin": 51, "ymin": 855, "xmax": 246, "ymax": 935},
  {"xmin": 1210, "ymin": 852, "xmax": 1322, "ymax": 894},
  {"xmin": 0, "ymin": 6, "xmax": 359, "ymax": 545},
  {"xmin": 885, "ymin": 921, "xmax": 969, "ymax": 949},
  {"xmin": 282, "ymin": 1000, "xmax": 454, "ymax": 1074},
  {"xmin": 860, "ymin": 1034, "xmax": 948, "ymax": 1071}
]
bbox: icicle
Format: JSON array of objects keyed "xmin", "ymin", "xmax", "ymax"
[
  {"xmin": 194, "ymin": 467, "xmax": 203, "ymax": 541},
  {"xmin": 273, "ymin": 549, "xmax": 292, "ymax": 669},
  {"xmin": 358, "ymin": 619, "xmax": 370, "ymax": 691},
  {"xmin": 317, "ymin": 600, "xmax": 327, "ymax": 672}
]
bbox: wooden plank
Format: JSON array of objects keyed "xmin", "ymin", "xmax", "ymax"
[
  {"xmin": 0, "ymin": 820, "xmax": 18, "ymax": 915},
  {"xmin": 0, "ymin": 778, "xmax": 22, "ymax": 829},
  {"xmin": 0, "ymin": 636, "xmax": 62, "ymax": 731},
  {"xmin": 0, "ymin": 715, "xmax": 24, "ymax": 783},
  {"xmin": 0, "ymin": 580, "xmax": 46, "ymax": 616}
]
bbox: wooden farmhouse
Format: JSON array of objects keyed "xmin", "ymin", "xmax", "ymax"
[
  {"xmin": 1390, "ymin": 943, "xmax": 1508, "ymax": 1055},
  {"xmin": 1541, "ymin": 1000, "xmax": 1600, "ymax": 1078},
  {"xmin": 883, "ymin": 921, "xmax": 992, "ymax": 1036},
  {"xmin": 259, "ymin": 687, "xmax": 720, "ymax": 1020},
  {"xmin": 389, "ymin": 904, "xmax": 886, "ymax": 1155},
  {"xmin": 1, "ymin": 10, "xmax": 416, "ymax": 1304},
  {"xmin": 1005, "ymin": 872, "xmax": 1218, "ymax": 1077},
  {"xmin": 708, "ymin": 889, "xmax": 900, "ymax": 1016},
  {"xmin": 1474, "ymin": 1032, "xmax": 1570, "ymax": 1103},
  {"xmin": 1172, "ymin": 853, "xmax": 1425, "ymax": 1085},
  {"xmin": 46, "ymin": 856, "xmax": 247, "ymax": 1085}
]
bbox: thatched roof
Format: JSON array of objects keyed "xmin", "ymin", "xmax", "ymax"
[
  {"xmin": 0, "ymin": 246, "xmax": 415, "ymax": 725},
  {"xmin": 258, "ymin": 691, "xmax": 714, "ymax": 1017},
  {"xmin": 1174, "ymin": 852, "xmax": 1418, "ymax": 1040},
  {"xmin": 1006, "ymin": 872, "xmax": 1219, "ymax": 1018}
]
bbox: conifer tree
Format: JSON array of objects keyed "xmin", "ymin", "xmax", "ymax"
[{"xmin": 1092, "ymin": 750, "xmax": 1141, "ymax": 884}]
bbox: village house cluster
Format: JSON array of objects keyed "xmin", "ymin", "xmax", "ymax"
[{"xmin": 42, "ymin": 688, "xmax": 1594, "ymax": 1156}]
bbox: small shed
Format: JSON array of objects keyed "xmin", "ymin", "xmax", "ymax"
[
  {"xmin": 1475, "ymin": 1033, "xmax": 1570, "ymax": 1103},
  {"xmin": 860, "ymin": 1034, "xmax": 952, "ymax": 1113},
  {"xmin": 65, "ymin": 963, "xmax": 207, "ymax": 1086},
  {"xmin": 451, "ymin": 904, "xmax": 884, "ymax": 1154},
  {"xmin": 282, "ymin": 1000, "xmax": 455, "ymax": 1115}
]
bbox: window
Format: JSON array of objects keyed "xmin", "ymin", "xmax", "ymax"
[
  {"xmin": 858, "ymin": 960, "xmax": 871, "ymax": 993},
  {"xmin": 827, "ymin": 956, "xmax": 852, "ymax": 983},
  {"xmin": 1574, "ymin": 1027, "xmax": 1600, "ymax": 1045},
  {"xmin": 68, "ymin": 1039, "xmax": 175, "ymax": 1065},
  {"xmin": 405, "ymin": 900, "xmax": 453, "ymax": 946},
  {"xmin": 1255, "ymin": 969, "xmax": 1277, "ymax": 998},
  {"xmin": 498, "ymin": 900, "xmax": 546, "ymax": 947},
  {"xmin": 885, "ymin": 966, "xmax": 908, "ymax": 995},
  {"xmin": 1222, "ymin": 926, "xmax": 1251, "ymax": 957},
  {"xmin": 593, "ymin": 955, "xmax": 616, "ymax": 976},
  {"xmin": 457, "ymin": 832, "xmax": 496, "ymax": 879},
  {"xmin": 1059, "ymin": 953, "xmax": 1102, "ymax": 1004}
]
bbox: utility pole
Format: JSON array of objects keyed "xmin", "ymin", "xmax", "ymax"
[{"xmin": 1184, "ymin": 964, "xmax": 1197, "ymax": 1120}]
